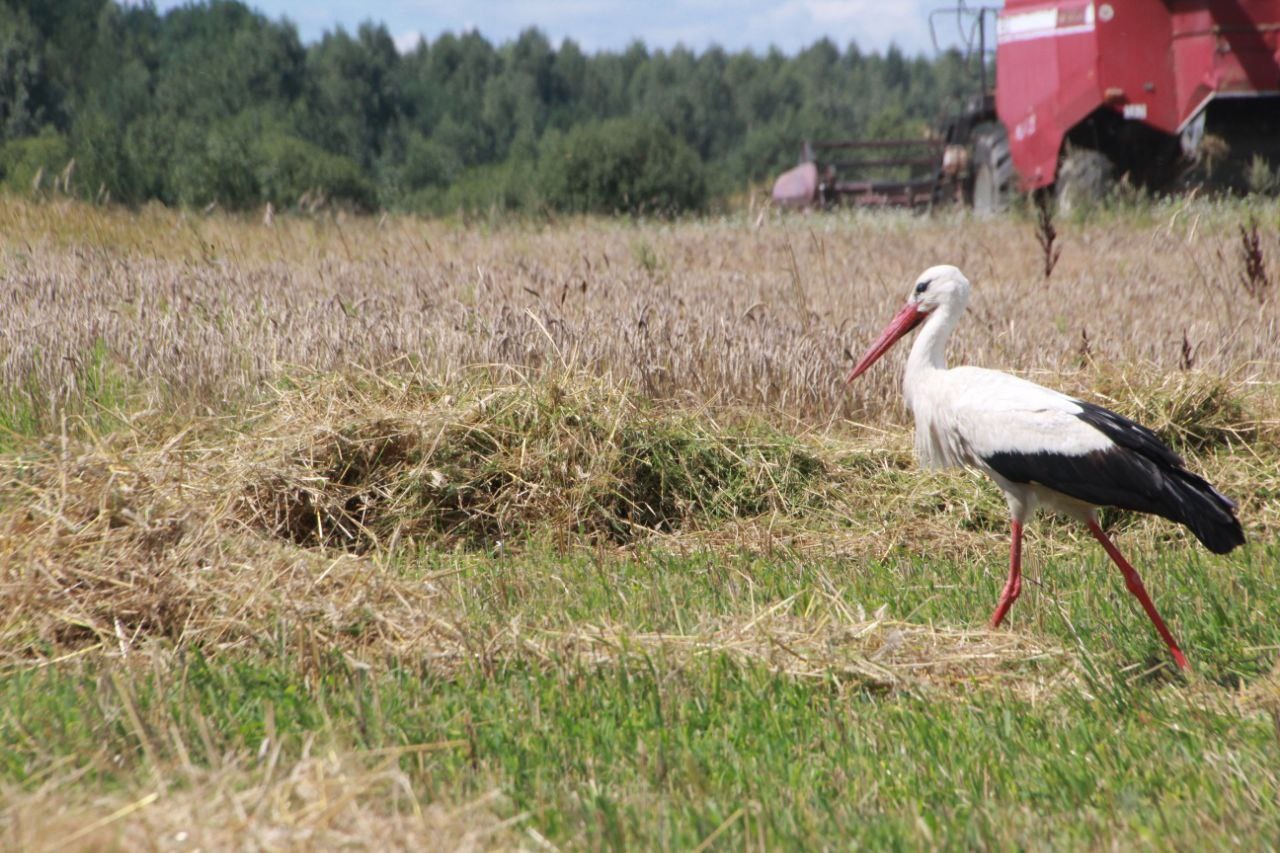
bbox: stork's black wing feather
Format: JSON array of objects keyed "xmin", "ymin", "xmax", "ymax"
[
  {"xmin": 982, "ymin": 400, "xmax": 1244, "ymax": 554},
  {"xmin": 1073, "ymin": 400, "xmax": 1184, "ymax": 469}
]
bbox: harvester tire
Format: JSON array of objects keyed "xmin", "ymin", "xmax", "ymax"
[
  {"xmin": 972, "ymin": 124, "xmax": 1012, "ymax": 216},
  {"xmin": 1056, "ymin": 147, "xmax": 1112, "ymax": 215}
]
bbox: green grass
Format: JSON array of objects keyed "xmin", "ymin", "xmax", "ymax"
[
  {"xmin": 4, "ymin": 647, "xmax": 1276, "ymax": 848},
  {"xmin": 0, "ymin": 339, "xmax": 132, "ymax": 452},
  {"xmin": 4, "ymin": 540, "xmax": 1278, "ymax": 847},
  {"xmin": 432, "ymin": 542, "xmax": 1278, "ymax": 678}
]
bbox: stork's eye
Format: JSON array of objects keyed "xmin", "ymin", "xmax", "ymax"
[{"xmin": 915, "ymin": 279, "xmax": 931, "ymax": 294}]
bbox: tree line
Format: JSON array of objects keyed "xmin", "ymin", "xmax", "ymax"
[{"xmin": 0, "ymin": 0, "xmax": 979, "ymax": 215}]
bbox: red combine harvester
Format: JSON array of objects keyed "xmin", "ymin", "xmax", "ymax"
[{"xmin": 772, "ymin": 1, "xmax": 1280, "ymax": 211}]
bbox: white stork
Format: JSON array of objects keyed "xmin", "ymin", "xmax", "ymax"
[{"xmin": 846, "ymin": 265, "xmax": 1244, "ymax": 671}]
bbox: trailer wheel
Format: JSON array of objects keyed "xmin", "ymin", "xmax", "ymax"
[
  {"xmin": 1056, "ymin": 147, "xmax": 1112, "ymax": 214},
  {"xmin": 972, "ymin": 125, "xmax": 1012, "ymax": 215}
]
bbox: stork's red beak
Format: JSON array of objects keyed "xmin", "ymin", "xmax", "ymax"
[{"xmin": 845, "ymin": 302, "xmax": 927, "ymax": 384}]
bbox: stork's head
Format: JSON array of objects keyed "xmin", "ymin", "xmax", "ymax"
[
  {"xmin": 908, "ymin": 264, "xmax": 971, "ymax": 313},
  {"xmin": 845, "ymin": 265, "xmax": 971, "ymax": 384}
]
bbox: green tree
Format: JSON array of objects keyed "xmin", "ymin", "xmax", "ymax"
[
  {"xmin": 253, "ymin": 132, "xmax": 374, "ymax": 209},
  {"xmin": 152, "ymin": 2, "xmax": 305, "ymax": 123},
  {"xmin": 0, "ymin": 0, "xmax": 976, "ymax": 214},
  {"xmin": 0, "ymin": 129, "xmax": 70, "ymax": 193},
  {"xmin": 69, "ymin": 108, "xmax": 133, "ymax": 202},
  {"xmin": 400, "ymin": 133, "xmax": 462, "ymax": 191},
  {"xmin": 0, "ymin": 8, "xmax": 51, "ymax": 141},
  {"xmin": 304, "ymin": 23, "xmax": 400, "ymax": 168},
  {"xmin": 539, "ymin": 116, "xmax": 707, "ymax": 215}
]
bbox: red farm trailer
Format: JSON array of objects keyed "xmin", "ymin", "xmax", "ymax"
[{"xmin": 773, "ymin": 1, "xmax": 1280, "ymax": 211}]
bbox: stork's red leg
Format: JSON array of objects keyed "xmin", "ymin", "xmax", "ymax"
[
  {"xmin": 1086, "ymin": 519, "xmax": 1191, "ymax": 671},
  {"xmin": 989, "ymin": 520, "xmax": 1023, "ymax": 629}
]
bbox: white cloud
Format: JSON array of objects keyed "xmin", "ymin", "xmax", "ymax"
[
  {"xmin": 393, "ymin": 29, "xmax": 423, "ymax": 53},
  {"xmin": 746, "ymin": 0, "xmax": 932, "ymax": 52}
]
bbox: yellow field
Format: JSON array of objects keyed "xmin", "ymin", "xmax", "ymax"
[{"xmin": 4, "ymin": 196, "xmax": 1277, "ymax": 425}]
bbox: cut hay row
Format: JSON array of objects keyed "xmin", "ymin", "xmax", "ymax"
[
  {"xmin": 3, "ymin": 371, "xmax": 1276, "ymax": 678},
  {"xmin": 510, "ymin": 607, "xmax": 1069, "ymax": 692}
]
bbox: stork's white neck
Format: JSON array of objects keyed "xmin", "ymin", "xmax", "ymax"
[{"xmin": 903, "ymin": 299, "xmax": 964, "ymax": 406}]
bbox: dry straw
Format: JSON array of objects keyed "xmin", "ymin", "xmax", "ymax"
[{"xmin": 2, "ymin": 749, "xmax": 518, "ymax": 851}]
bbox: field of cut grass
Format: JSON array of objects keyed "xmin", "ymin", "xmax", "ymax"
[{"xmin": 1, "ymin": 196, "xmax": 1278, "ymax": 848}]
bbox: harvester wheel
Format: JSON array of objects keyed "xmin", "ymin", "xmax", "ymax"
[
  {"xmin": 1056, "ymin": 147, "xmax": 1113, "ymax": 215},
  {"xmin": 972, "ymin": 124, "xmax": 1012, "ymax": 215}
]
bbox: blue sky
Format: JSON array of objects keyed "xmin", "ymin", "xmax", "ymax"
[{"xmin": 144, "ymin": 1, "xmax": 966, "ymax": 56}]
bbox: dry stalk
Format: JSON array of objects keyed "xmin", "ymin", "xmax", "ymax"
[
  {"xmin": 1239, "ymin": 217, "xmax": 1272, "ymax": 304},
  {"xmin": 1034, "ymin": 193, "xmax": 1062, "ymax": 279}
]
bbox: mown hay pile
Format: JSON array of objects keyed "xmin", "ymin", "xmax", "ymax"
[{"xmin": 238, "ymin": 372, "xmax": 827, "ymax": 550}]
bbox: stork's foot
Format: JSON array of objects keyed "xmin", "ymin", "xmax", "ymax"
[{"xmin": 988, "ymin": 576, "xmax": 1022, "ymax": 629}]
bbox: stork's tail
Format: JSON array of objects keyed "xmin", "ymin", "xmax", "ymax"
[{"xmin": 1162, "ymin": 468, "xmax": 1245, "ymax": 555}]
